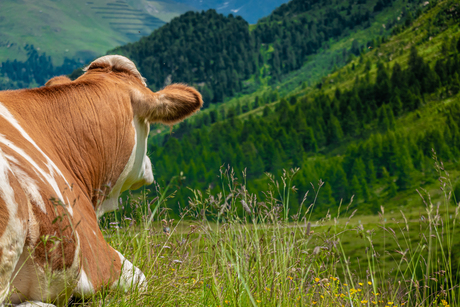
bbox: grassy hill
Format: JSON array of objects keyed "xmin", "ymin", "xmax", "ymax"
[{"xmin": 0, "ymin": 0, "xmax": 194, "ymax": 65}]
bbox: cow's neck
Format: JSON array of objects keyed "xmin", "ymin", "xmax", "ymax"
[{"xmin": 96, "ymin": 116, "xmax": 150, "ymax": 218}]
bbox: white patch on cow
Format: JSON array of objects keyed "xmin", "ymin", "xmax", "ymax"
[
  {"xmin": 0, "ymin": 135, "xmax": 66, "ymax": 210},
  {"xmin": 13, "ymin": 301, "xmax": 56, "ymax": 307},
  {"xmin": 85, "ymin": 55, "xmax": 147, "ymax": 87},
  {"xmin": 72, "ymin": 233, "xmax": 95, "ymax": 298},
  {"xmin": 10, "ymin": 233, "xmax": 80, "ymax": 305},
  {"xmin": 112, "ymin": 251, "xmax": 146, "ymax": 291},
  {"xmin": 65, "ymin": 197, "xmax": 73, "ymax": 216},
  {"xmin": 0, "ymin": 150, "xmax": 26, "ymax": 304},
  {"xmin": 0, "ymin": 103, "xmax": 69, "ymax": 187},
  {"xmin": 7, "ymin": 163, "xmax": 46, "ymax": 213},
  {"xmin": 74, "ymin": 270, "xmax": 94, "ymax": 297},
  {"xmin": 96, "ymin": 117, "xmax": 153, "ymax": 218}
]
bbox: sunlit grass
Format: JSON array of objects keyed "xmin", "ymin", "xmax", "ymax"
[{"xmin": 67, "ymin": 153, "xmax": 460, "ymax": 306}]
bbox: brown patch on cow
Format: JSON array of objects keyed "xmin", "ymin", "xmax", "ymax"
[
  {"xmin": 45, "ymin": 76, "xmax": 72, "ymax": 87},
  {"xmin": 31, "ymin": 200, "xmax": 77, "ymax": 271},
  {"xmin": 0, "ymin": 198, "xmax": 8, "ymax": 242}
]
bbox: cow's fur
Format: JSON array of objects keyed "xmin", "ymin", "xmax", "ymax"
[
  {"xmin": 44, "ymin": 76, "xmax": 72, "ymax": 87},
  {"xmin": 0, "ymin": 55, "xmax": 202, "ymax": 306}
]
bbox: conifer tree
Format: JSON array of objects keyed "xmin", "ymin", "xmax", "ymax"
[
  {"xmin": 210, "ymin": 110, "xmax": 218, "ymax": 123},
  {"xmin": 328, "ymin": 115, "xmax": 344, "ymax": 143},
  {"xmin": 382, "ymin": 167, "xmax": 398, "ymax": 197},
  {"xmin": 254, "ymin": 96, "xmax": 260, "ymax": 109},
  {"xmin": 390, "ymin": 90, "xmax": 403, "ymax": 116},
  {"xmin": 330, "ymin": 164, "xmax": 348, "ymax": 202},
  {"xmin": 317, "ymin": 182, "xmax": 336, "ymax": 211},
  {"xmin": 391, "ymin": 62, "xmax": 404, "ymax": 90},
  {"xmin": 344, "ymin": 106, "xmax": 359, "ymax": 136},
  {"xmin": 361, "ymin": 178, "xmax": 371, "ymax": 201},
  {"xmin": 398, "ymin": 142, "xmax": 414, "ymax": 185},
  {"xmin": 351, "ymin": 158, "xmax": 366, "ymax": 181},
  {"xmin": 350, "ymin": 175, "xmax": 363, "ymax": 200},
  {"xmin": 304, "ymin": 128, "xmax": 318, "ymax": 153},
  {"xmin": 366, "ymin": 160, "xmax": 377, "ymax": 184},
  {"xmin": 375, "ymin": 63, "xmax": 391, "ymax": 105},
  {"xmin": 263, "ymin": 106, "xmax": 271, "ymax": 117}
]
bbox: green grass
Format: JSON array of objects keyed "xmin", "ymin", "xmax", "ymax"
[{"xmin": 61, "ymin": 156, "xmax": 459, "ymax": 307}]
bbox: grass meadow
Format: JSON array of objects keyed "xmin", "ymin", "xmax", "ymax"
[{"xmin": 71, "ymin": 154, "xmax": 460, "ymax": 307}]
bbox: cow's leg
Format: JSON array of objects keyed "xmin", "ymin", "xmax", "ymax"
[
  {"xmin": 73, "ymin": 248, "xmax": 145, "ymax": 298},
  {"xmin": 0, "ymin": 166, "xmax": 29, "ymax": 305},
  {"xmin": 72, "ymin": 229, "xmax": 145, "ymax": 299},
  {"xmin": 111, "ymin": 250, "xmax": 146, "ymax": 292}
]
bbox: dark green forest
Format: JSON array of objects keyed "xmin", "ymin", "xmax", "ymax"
[
  {"xmin": 111, "ymin": 0, "xmax": 415, "ymax": 105},
  {"xmin": 148, "ymin": 38, "xmax": 460, "ymax": 217},
  {"xmin": 0, "ymin": 46, "xmax": 81, "ymax": 90}
]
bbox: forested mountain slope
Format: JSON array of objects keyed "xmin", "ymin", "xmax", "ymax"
[
  {"xmin": 110, "ymin": 0, "xmax": 418, "ymax": 106},
  {"xmin": 146, "ymin": 0, "xmax": 460, "ymax": 217}
]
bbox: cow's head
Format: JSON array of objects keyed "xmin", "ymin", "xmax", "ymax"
[{"xmin": 79, "ymin": 55, "xmax": 203, "ymax": 217}]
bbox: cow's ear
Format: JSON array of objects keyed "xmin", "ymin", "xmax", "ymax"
[{"xmin": 133, "ymin": 84, "xmax": 203, "ymax": 125}]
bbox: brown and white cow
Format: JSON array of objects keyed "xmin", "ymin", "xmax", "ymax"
[{"xmin": 0, "ymin": 55, "xmax": 203, "ymax": 306}]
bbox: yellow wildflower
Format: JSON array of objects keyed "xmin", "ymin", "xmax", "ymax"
[
  {"xmin": 361, "ymin": 300, "xmax": 368, "ymax": 304},
  {"xmin": 368, "ymin": 281, "xmax": 372, "ymax": 285},
  {"xmin": 256, "ymin": 300, "xmax": 261, "ymax": 303},
  {"xmin": 312, "ymin": 302, "xmax": 317, "ymax": 305},
  {"xmin": 315, "ymin": 278, "xmax": 320, "ymax": 282},
  {"xmin": 359, "ymin": 283, "xmax": 363, "ymax": 286}
]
